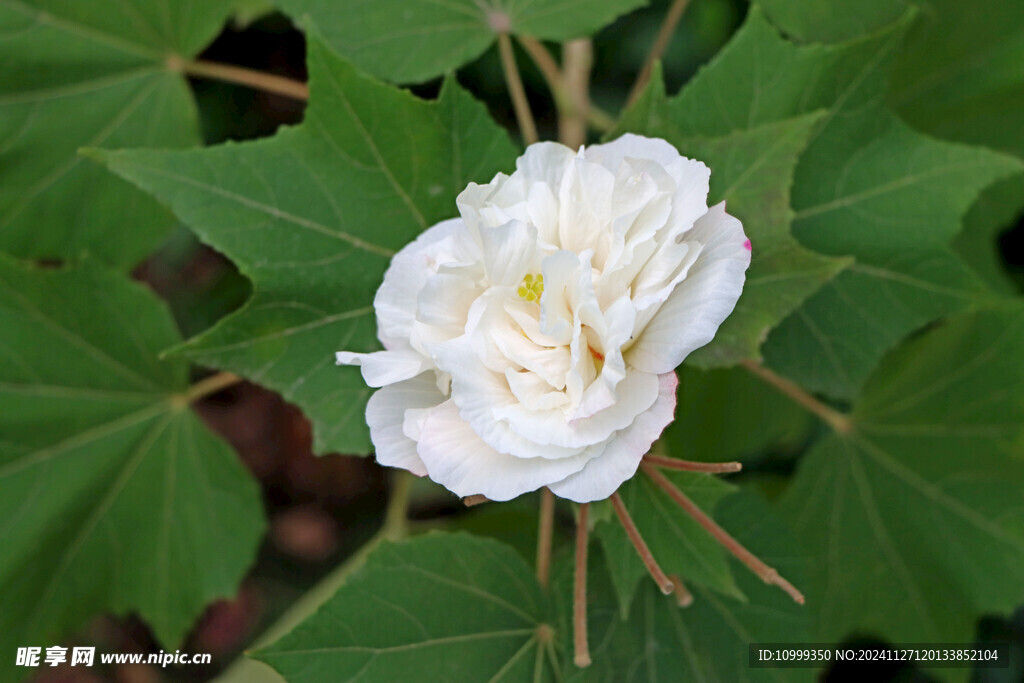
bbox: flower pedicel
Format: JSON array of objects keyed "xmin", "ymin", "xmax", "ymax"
[{"xmin": 337, "ymin": 134, "xmax": 801, "ymax": 666}]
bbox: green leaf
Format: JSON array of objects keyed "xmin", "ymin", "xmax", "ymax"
[
  {"xmin": 661, "ymin": 365, "xmax": 812, "ymax": 464},
  {"xmin": 779, "ymin": 306, "xmax": 1024, "ymax": 647},
  {"xmin": 256, "ymin": 532, "xmax": 555, "ymax": 682},
  {"xmin": 668, "ymin": 6, "xmax": 1023, "ymax": 398},
  {"xmin": 569, "ymin": 494, "xmax": 810, "ymax": 682},
  {"xmin": 955, "ymin": 174, "xmax": 1024, "ymax": 295},
  {"xmin": 0, "ymin": 0, "xmax": 236, "ymax": 267},
  {"xmin": 759, "ymin": 0, "xmax": 911, "ymax": 44},
  {"xmin": 616, "ymin": 71, "xmax": 848, "ymax": 366},
  {"xmin": 595, "ymin": 470, "xmax": 741, "ymax": 619},
  {"xmin": 277, "ymin": 0, "xmax": 647, "ymax": 83},
  {"xmin": 0, "ymin": 256, "xmax": 264, "ymax": 660},
  {"xmin": 762, "ymin": 108, "xmax": 1022, "ymax": 399},
  {"xmin": 97, "ymin": 38, "xmax": 518, "ymax": 455},
  {"xmin": 889, "ymin": 0, "xmax": 1024, "ymax": 159}
]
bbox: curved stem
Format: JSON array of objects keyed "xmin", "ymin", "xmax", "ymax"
[
  {"xmin": 518, "ymin": 36, "xmax": 616, "ymax": 134},
  {"xmin": 741, "ymin": 360, "xmax": 853, "ymax": 434},
  {"xmin": 183, "ymin": 371, "xmax": 243, "ymax": 404},
  {"xmin": 626, "ymin": 0, "xmax": 691, "ymax": 108},
  {"xmin": 497, "ymin": 33, "xmax": 539, "ymax": 145},
  {"xmin": 171, "ymin": 56, "xmax": 309, "ymax": 101},
  {"xmin": 536, "ymin": 488, "xmax": 555, "ymax": 589}
]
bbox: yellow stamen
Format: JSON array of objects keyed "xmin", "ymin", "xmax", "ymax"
[{"xmin": 518, "ymin": 272, "xmax": 544, "ymax": 302}]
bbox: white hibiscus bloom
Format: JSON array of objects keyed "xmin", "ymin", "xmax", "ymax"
[{"xmin": 337, "ymin": 134, "xmax": 751, "ymax": 503}]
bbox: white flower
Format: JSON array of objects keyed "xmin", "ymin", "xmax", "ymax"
[{"xmin": 337, "ymin": 135, "xmax": 751, "ymax": 503}]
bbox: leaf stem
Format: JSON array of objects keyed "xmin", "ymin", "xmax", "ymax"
[
  {"xmin": 644, "ymin": 453, "xmax": 742, "ymax": 473},
  {"xmin": 641, "ymin": 463, "xmax": 805, "ymax": 604},
  {"xmin": 182, "ymin": 371, "xmax": 243, "ymax": 404},
  {"xmin": 497, "ymin": 33, "xmax": 539, "ymax": 145},
  {"xmin": 560, "ymin": 39, "xmax": 592, "ymax": 149},
  {"xmin": 517, "ymin": 36, "xmax": 616, "ymax": 134},
  {"xmin": 536, "ymin": 487, "xmax": 555, "ymax": 589},
  {"xmin": 626, "ymin": 0, "xmax": 692, "ymax": 108},
  {"xmin": 573, "ymin": 503, "xmax": 591, "ymax": 668},
  {"xmin": 169, "ymin": 55, "xmax": 309, "ymax": 101},
  {"xmin": 610, "ymin": 492, "xmax": 674, "ymax": 595},
  {"xmin": 740, "ymin": 360, "xmax": 853, "ymax": 434}
]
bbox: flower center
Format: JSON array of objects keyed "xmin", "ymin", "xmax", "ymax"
[{"xmin": 517, "ymin": 273, "xmax": 544, "ymax": 302}]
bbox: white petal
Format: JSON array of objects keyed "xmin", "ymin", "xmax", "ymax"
[
  {"xmin": 416, "ymin": 400, "xmax": 596, "ymax": 501},
  {"xmin": 515, "ymin": 141, "xmax": 577, "ymax": 188},
  {"xmin": 480, "ymin": 220, "xmax": 539, "ymax": 286},
  {"xmin": 335, "ymin": 348, "xmax": 427, "ymax": 388},
  {"xmin": 432, "ymin": 336, "xmax": 584, "ymax": 460},
  {"xmin": 548, "ymin": 372, "xmax": 679, "ymax": 502},
  {"xmin": 584, "ymin": 134, "xmax": 686, "ymax": 171},
  {"xmin": 374, "ymin": 218, "xmax": 468, "ymax": 344},
  {"xmin": 627, "ymin": 202, "xmax": 750, "ymax": 373},
  {"xmin": 495, "ymin": 369, "xmax": 660, "ymax": 449},
  {"xmin": 366, "ymin": 373, "xmax": 446, "ymax": 477}
]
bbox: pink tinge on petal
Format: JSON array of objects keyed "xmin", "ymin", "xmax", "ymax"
[{"xmin": 743, "ymin": 239, "xmax": 752, "ymax": 251}]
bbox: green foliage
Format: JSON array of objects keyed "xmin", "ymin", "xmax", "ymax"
[
  {"xmin": 256, "ymin": 532, "xmax": 555, "ymax": 682},
  {"xmin": 98, "ymin": 38, "xmax": 518, "ymax": 455},
  {"xmin": 760, "ymin": 0, "xmax": 910, "ymax": 44},
  {"xmin": 276, "ymin": 0, "xmax": 648, "ymax": 83},
  {"xmin": 657, "ymin": 5, "xmax": 1021, "ymax": 399},
  {"xmin": 567, "ymin": 495, "xmax": 810, "ymax": 682},
  {"xmin": 660, "ymin": 365, "xmax": 812, "ymax": 465},
  {"xmin": 615, "ymin": 74, "xmax": 848, "ymax": 367},
  {"xmin": 780, "ymin": 306, "xmax": 1024, "ymax": 646},
  {"xmin": 0, "ymin": 0, "xmax": 237, "ymax": 267},
  {"xmin": 0, "ymin": 256, "xmax": 264, "ymax": 663}
]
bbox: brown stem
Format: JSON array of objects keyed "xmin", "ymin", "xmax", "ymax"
[
  {"xmin": 642, "ymin": 463, "xmax": 805, "ymax": 604},
  {"xmin": 644, "ymin": 453, "xmax": 742, "ymax": 473},
  {"xmin": 463, "ymin": 494, "xmax": 489, "ymax": 507},
  {"xmin": 497, "ymin": 33, "xmax": 539, "ymax": 145},
  {"xmin": 610, "ymin": 493, "xmax": 674, "ymax": 595},
  {"xmin": 740, "ymin": 360, "xmax": 853, "ymax": 434},
  {"xmin": 573, "ymin": 503, "xmax": 591, "ymax": 668},
  {"xmin": 668, "ymin": 574, "xmax": 694, "ymax": 608},
  {"xmin": 171, "ymin": 56, "xmax": 309, "ymax": 101},
  {"xmin": 626, "ymin": 0, "xmax": 692, "ymax": 108},
  {"xmin": 560, "ymin": 39, "xmax": 592, "ymax": 149},
  {"xmin": 182, "ymin": 371, "xmax": 243, "ymax": 404},
  {"xmin": 518, "ymin": 36, "xmax": 616, "ymax": 134},
  {"xmin": 518, "ymin": 36, "xmax": 566, "ymax": 99},
  {"xmin": 536, "ymin": 488, "xmax": 555, "ymax": 589}
]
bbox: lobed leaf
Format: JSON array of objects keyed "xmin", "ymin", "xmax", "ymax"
[
  {"xmin": 0, "ymin": 0, "xmax": 238, "ymax": 267},
  {"xmin": 276, "ymin": 0, "xmax": 648, "ymax": 83},
  {"xmin": 98, "ymin": 38, "xmax": 518, "ymax": 455},
  {"xmin": 0, "ymin": 256, "xmax": 264, "ymax": 666},
  {"xmin": 256, "ymin": 532, "xmax": 555, "ymax": 682},
  {"xmin": 779, "ymin": 306, "xmax": 1024, "ymax": 649}
]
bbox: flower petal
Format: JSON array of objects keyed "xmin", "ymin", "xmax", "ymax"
[
  {"xmin": 374, "ymin": 217, "xmax": 469, "ymax": 345},
  {"xmin": 416, "ymin": 400, "xmax": 596, "ymax": 501},
  {"xmin": 365, "ymin": 373, "xmax": 446, "ymax": 477},
  {"xmin": 336, "ymin": 348, "xmax": 428, "ymax": 387},
  {"xmin": 547, "ymin": 372, "xmax": 678, "ymax": 502},
  {"xmin": 627, "ymin": 202, "xmax": 750, "ymax": 373}
]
